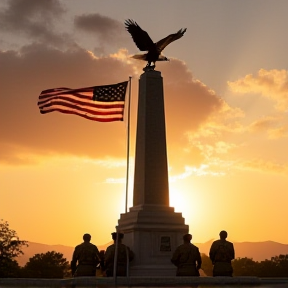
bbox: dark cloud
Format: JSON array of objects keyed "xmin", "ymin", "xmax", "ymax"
[
  {"xmin": 74, "ymin": 13, "xmax": 131, "ymax": 48},
  {"xmin": 75, "ymin": 13, "xmax": 121, "ymax": 34},
  {"xmin": 160, "ymin": 60, "xmax": 224, "ymax": 171},
  {"xmin": 0, "ymin": 44, "xmax": 135, "ymax": 164},
  {"xmin": 0, "ymin": 0, "xmax": 67, "ymax": 45},
  {"xmin": 0, "ymin": 2, "xmax": 133, "ymax": 52},
  {"xmin": 161, "ymin": 60, "xmax": 223, "ymax": 141},
  {"xmin": 0, "ymin": 44, "xmax": 226, "ymax": 166}
]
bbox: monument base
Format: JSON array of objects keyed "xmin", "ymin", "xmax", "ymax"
[{"xmin": 117, "ymin": 204, "xmax": 188, "ymax": 276}]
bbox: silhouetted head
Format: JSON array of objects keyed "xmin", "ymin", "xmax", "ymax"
[
  {"xmin": 183, "ymin": 233, "xmax": 192, "ymax": 243},
  {"xmin": 111, "ymin": 232, "xmax": 124, "ymax": 241},
  {"xmin": 83, "ymin": 233, "xmax": 91, "ymax": 242},
  {"xmin": 219, "ymin": 230, "xmax": 228, "ymax": 240}
]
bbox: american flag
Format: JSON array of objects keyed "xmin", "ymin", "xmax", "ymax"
[{"xmin": 38, "ymin": 81, "xmax": 128, "ymax": 122}]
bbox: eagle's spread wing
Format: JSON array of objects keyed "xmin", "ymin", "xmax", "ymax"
[
  {"xmin": 155, "ymin": 28, "xmax": 187, "ymax": 52},
  {"xmin": 125, "ymin": 19, "xmax": 154, "ymax": 51}
]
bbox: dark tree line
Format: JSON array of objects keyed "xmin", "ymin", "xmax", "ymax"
[
  {"xmin": 201, "ymin": 253, "xmax": 288, "ymax": 277},
  {"xmin": 0, "ymin": 251, "xmax": 70, "ymax": 278},
  {"xmin": 20, "ymin": 251, "xmax": 70, "ymax": 278},
  {"xmin": 232, "ymin": 255, "xmax": 288, "ymax": 277}
]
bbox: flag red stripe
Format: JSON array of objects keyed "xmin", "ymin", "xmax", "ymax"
[
  {"xmin": 40, "ymin": 108, "xmax": 123, "ymax": 122},
  {"xmin": 38, "ymin": 97, "xmax": 124, "ymax": 110},
  {"xmin": 38, "ymin": 88, "xmax": 93, "ymax": 101},
  {"xmin": 40, "ymin": 87, "xmax": 93, "ymax": 95},
  {"xmin": 40, "ymin": 101, "xmax": 124, "ymax": 116}
]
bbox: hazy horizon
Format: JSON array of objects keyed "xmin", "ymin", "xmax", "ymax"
[
  {"xmin": 25, "ymin": 238, "xmax": 288, "ymax": 247},
  {"xmin": 16, "ymin": 238, "xmax": 288, "ymax": 267}
]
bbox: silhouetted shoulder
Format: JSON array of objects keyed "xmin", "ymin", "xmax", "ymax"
[
  {"xmin": 191, "ymin": 243, "xmax": 200, "ymax": 250},
  {"xmin": 89, "ymin": 243, "xmax": 99, "ymax": 249},
  {"xmin": 74, "ymin": 243, "xmax": 84, "ymax": 253}
]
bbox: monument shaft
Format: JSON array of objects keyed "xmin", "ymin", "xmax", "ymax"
[{"xmin": 133, "ymin": 70, "xmax": 169, "ymax": 206}]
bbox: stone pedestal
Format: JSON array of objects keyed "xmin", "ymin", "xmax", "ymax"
[{"xmin": 117, "ymin": 69, "xmax": 188, "ymax": 276}]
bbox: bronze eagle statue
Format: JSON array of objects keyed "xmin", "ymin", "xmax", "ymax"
[{"xmin": 125, "ymin": 19, "xmax": 187, "ymax": 70}]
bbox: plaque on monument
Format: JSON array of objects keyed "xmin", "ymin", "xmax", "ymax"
[{"xmin": 160, "ymin": 236, "xmax": 171, "ymax": 252}]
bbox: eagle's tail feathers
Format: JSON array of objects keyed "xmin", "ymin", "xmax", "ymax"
[{"xmin": 131, "ymin": 54, "xmax": 147, "ymax": 61}]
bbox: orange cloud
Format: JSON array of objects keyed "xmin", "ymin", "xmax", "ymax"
[
  {"xmin": 249, "ymin": 116, "xmax": 278, "ymax": 131},
  {"xmin": 268, "ymin": 126, "xmax": 288, "ymax": 139},
  {"xmin": 228, "ymin": 69, "xmax": 288, "ymax": 111},
  {"xmin": 247, "ymin": 115, "xmax": 288, "ymax": 140},
  {"xmin": 0, "ymin": 45, "xmax": 227, "ymax": 169},
  {"xmin": 0, "ymin": 44, "xmax": 135, "ymax": 164},
  {"xmin": 170, "ymin": 164, "xmax": 226, "ymax": 180},
  {"xmin": 237, "ymin": 158, "xmax": 288, "ymax": 175}
]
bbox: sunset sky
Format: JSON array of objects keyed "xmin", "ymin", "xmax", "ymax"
[{"xmin": 1, "ymin": 0, "xmax": 287, "ymax": 249}]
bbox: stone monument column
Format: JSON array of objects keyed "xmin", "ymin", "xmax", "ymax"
[
  {"xmin": 133, "ymin": 69, "xmax": 169, "ymax": 207},
  {"xmin": 117, "ymin": 69, "xmax": 188, "ymax": 276}
]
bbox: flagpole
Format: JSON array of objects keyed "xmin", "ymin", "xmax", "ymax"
[{"xmin": 125, "ymin": 76, "xmax": 132, "ymax": 213}]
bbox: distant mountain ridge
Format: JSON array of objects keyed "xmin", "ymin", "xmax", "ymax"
[
  {"xmin": 17, "ymin": 241, "xmax": 112, "ymax": 267},
  {"xmin": 17, "ymin": 240, "xmax": 288, "ymax": 266}
]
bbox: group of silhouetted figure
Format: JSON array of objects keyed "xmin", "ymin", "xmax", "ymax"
[
  {"xmin": 71, "ymin": 232, "xmax": 133, "ymax": 277},
  {"xmin": 171, "ymin": 231, "xmax": 235, "ymax": 277},
  {"xmin": 70, "ymin": 230, "xmax": 235, "ymax": 277}
]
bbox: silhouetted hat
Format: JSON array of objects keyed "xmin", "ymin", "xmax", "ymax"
[
  {"xmin": 111, "ymin": 232, "xmax": 124, "ymax": 240},
  {"xmin": 183, "ymin": 234, "xmax": 192, "ymax": 241}
]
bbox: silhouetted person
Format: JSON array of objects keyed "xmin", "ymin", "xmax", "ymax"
[
  {"xmin": 71, "ymin": 233, "xmax": 101, "ymax": 277},
  {"xmin": 209, "ymin": 230, "xmax": 235, "ymax": 277},
  {"xmin": 171, "ymin": 233, "xmax": 202, "ymax": 276},
  {"xmin": 104, "ymin": 232, "xmax": 134, "ymax": 277}
]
